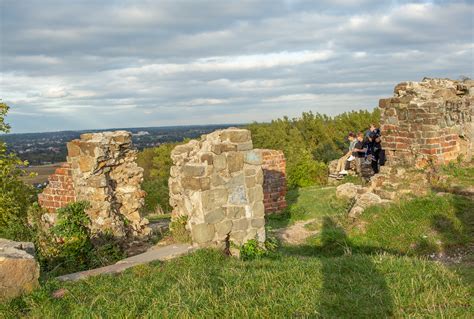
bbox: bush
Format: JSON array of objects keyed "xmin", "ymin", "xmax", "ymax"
[
  {"xmin": 287, "ymin": 156, "xmax": 328, "ymax": 189},
  {"xmin": 240, "ymin": 237, "xmax": 279, "ymax": 260},
  {"xmin": 30, "ymin": 201, "xmax": 124, "ymax": 275},
  {"xmin": 0, "ymin": 102, "xmax": 37, "ymax": 241}
]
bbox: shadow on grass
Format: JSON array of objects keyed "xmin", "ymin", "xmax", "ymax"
[
  {"xmin": 265, "ymin": 187, "xmax": 300, "ymax": 229},
  {"xmin": 283, "ymin": 217, "xmax": 395, "ymax": 317},
  {"xmin": 431, "ymin": 195, "xmax": 474, "ymax": 285}
]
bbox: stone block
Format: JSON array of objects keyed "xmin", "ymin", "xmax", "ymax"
[
  {"xmin": 245, "ymin": 150, "xmax": 263, "ymax": 165},
  {"xmin": 228, "ymin": 185, "xmax": 248, "ymax": 204},
  {"xmin": 232, "ymin": 219, "xmax": 249, "ymax": 231},
  {"xmin": 226, "ymin": 206, "xmax": 246, "ymax": 219},
  {"xmin": 253, "ymin": 201, "xmax": 265, "ymax": 217},
  {"xmin": 182, "ymin": 164, "xmax": 206, "ymax": 177},
  {"xmin": 201, "ymin": 188, "xmax": 228, "ymax": 211},
  {"xmin": 227, "ymin": 152, "xmax": 244, "ymax": 173},
  {"xmin": 191, "ymin": 224, "xmax": 215, "ymax": 244},
  {"xmin": 204, "ymin": 208, "xmax": 225, "ymax": 224},
  {"xmin": 215, "ymin": 220, "xmax": 233, "ymax": 236},
  {"xmin": 220, "ymin": 129, "xmax": 251, "ymax": 143},
  {"xmin": 214, "ymin": 154, "xmax": 227, "ymax": 171},
  {"xmin": 0, "ymin": 239, "xmax": 40, "ymax": 301},
  {"xmin": 251, "ymin": 218, "xmax": 265, "ymax": 228}
]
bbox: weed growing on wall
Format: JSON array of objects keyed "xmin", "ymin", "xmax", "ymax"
[{"xmin": 169, "ymin": 215, "xmax": 191, "ymax": 243}]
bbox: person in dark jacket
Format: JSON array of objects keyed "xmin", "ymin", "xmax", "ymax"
[
  {"xmin": 366, "ymin": 132, "xmax": 382, "ymax": 173},
  {"xmin": 352, "ymin": 132, "xmax": 367, "ymax": 158}
]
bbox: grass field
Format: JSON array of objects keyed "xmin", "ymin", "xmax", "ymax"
[
  {"xmin": 20, "ymin": 163, "xmax": 63, "ymax": 185},
  {"xmin": 2, "ymin": 165, "xmax": 473, "ymax": 318},
  {"xmin": 1, "ymin": 248, "xmax": 471, "ymax": 318}
]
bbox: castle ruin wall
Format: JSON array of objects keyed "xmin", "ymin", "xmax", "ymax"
[{"xmin": 379, "ymin": 78, "xmax": 473, "ymax": 167}]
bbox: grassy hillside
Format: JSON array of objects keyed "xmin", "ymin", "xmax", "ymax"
[
  {"xmin": 2, "ymin": 165, "xmax": 472, "ymax": 318},
  {"xmin": 2, "ymin": 249, "xmax": 471, "ymax": 318}
]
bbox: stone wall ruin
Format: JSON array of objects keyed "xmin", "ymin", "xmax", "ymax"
[
  {"xmin": 169, "ymin": 128, "xmax": 267, "ymax": 249},
  {"xmin": 38, "ymin": 131, "xmax": 150, "ymax": 237},
  {"xmin": 379, "ymin": 78, "xmax": 473, "ymax": 167}
]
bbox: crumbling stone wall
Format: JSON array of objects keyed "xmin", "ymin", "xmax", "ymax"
[
  {"xmin": 379, "ymin": 78, "xmax": 473, "ymax": 167},
  {"xmin": 39, "ymin": 131, "xmax": 149, "ymax": 237},
  {"xmin": 261, "ymin": 149, "xmax": 287, "ymax": 214},
  {"xmin": 38, "ymin": 163, "xmax": 75, "ymax": 215},
  {"xmin": 169, "ymin": 128, "xmax": 266, "ymax": 249}
]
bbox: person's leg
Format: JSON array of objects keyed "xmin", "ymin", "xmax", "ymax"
[{"xmin": 336, "ymin": 154, "xmax": 349, "ymax": 172}]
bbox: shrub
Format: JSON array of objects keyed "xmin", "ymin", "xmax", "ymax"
[
  {"xmin": 30, "ymin": 201, "xmax": 124, "ymax": 275},
  {"xmin": 0, "ymin": 102, "xmax": 37, "ymax": 241},
  {"xmin": 287, "ymin": 156, "xmax": 327, "ymax": 189},
  {"xmin": 240, "ymin": 237, "xmax": 279, "ymax": 260}
]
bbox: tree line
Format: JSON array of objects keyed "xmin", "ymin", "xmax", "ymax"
[{"xmin": 139, "ymin": 109, "xmax": 380, "ymax": 214}]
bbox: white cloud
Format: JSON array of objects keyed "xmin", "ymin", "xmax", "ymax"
[{"xmin": 0, "ymin": 0, "xmax": 472, "ymax": 133}]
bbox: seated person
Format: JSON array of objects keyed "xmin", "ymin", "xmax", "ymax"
[
  {"xmin": 351, "ymin": 132, "xmax": 368, "ymax": 174},
  {"xmin": 352, "ymin": 132, "xmax": 367, "ymax": 159},
  {"xmin": 336, "ymin": 132, "xmax": 356, "ymax": 175}
]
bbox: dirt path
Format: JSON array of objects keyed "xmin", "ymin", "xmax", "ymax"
[{"xmin": 272, "ymin": 219, "xmax": 319, "ymax": 245}]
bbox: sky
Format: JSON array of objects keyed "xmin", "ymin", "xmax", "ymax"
[{"xmin": 1, "ymin": 0, "xmax": 473, "ymax": 133}]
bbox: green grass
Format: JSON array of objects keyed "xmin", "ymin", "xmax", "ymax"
[
  {"xmin": 347, "ymin": 194, "xmax": 473, "ymax": 256},
  {"xmin": 441, "ymin": 162, "xmax": 474, "ymax": 187},
  {"xmin": 2, "ymin": 185, "xmax": 473, "ymax": 317},
  {"xmin": 266, "ymin": 186, "xmax": 351, "ymax": 229},
  {"xmin": 1, "ymin": 249, "xmax": 471, "ymax": 318}
]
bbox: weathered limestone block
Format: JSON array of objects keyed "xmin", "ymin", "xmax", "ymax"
[
  {"xmin": 169, "ymin": 128, "xmax": 266, "ymax": 250},
  {"xmin": 336, "ymin": 183, "xmax": 366, "ymax": 200},
  {"xmin": 0, "ymin": 239, "xmax": 40, "ymax": 301},
  {"xmin": 380, "ymin": 78, "xmax": 473, "ymax": 167},
  {"xmin": 348, "ymin": 193, "xmax": 383, "ymax": 219}
]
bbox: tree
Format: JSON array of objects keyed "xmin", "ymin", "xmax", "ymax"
[{"xmin": 0, "ymin": 102, "xmax": 36, "ymax": 240}]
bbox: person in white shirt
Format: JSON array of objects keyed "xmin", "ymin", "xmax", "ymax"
[{"xmin": 336, "ymin": 132, "xmax": 357, "ymax": 175}]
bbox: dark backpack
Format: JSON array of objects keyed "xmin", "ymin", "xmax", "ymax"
[{"xmin": 379, "ymin": 150, "xmax": 386, "ymax": 166}]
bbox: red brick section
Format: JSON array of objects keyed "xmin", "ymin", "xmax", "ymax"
[
  {"xmin": 38, "ymin": 163, "xmax": 76, "ymax": 213},
  {"xmin": 379, "ymin": 79, "xmax": 472, "ymax": 167},
  {"xmin": 261, "ymin": 149, "xmax": 287, "ymax": 214}
]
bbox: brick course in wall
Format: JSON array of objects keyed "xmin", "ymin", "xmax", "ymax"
[
  {"xmin": 37, "ymin": 163, "xmax": 75, "ymax": 213},
  {"xmin": 379, "ymin": 78, "xmax": 473, "ymax": 167},
  {"xmin": 260, "ymin": 149, "xmax": 287, "ymax": 214}
]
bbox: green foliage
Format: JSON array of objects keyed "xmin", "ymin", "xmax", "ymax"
[
  {"xmin": 169, "ymin": 215, "xmax": 191, "ymax": 243},
  {"xmin": 30, "ymin": 201, "xmax": 124, "ymax": 276},
  {"xmin": 248, "ymin": 109, "xmax": 380, "ymax": 189},
  {"xmin": 239, "ymin": 239, "xmax": 267, "ymax": 260},
  {"xmin": 287, "ymin": 154, "xmax": 327, "ymax": 188},
  {"xmin": 0, "ymin": 102, "xmax": 36, "ymax": 241},
  {"xmin": 138, "ymin": 143, "xmax": 179, "ymax": 214},
  {"xmin": 239, "ymin": 237, "xmax": 279, "ymax": 260}
]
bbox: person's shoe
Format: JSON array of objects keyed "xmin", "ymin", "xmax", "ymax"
[
  {"xmin": 339, "ymin": 170, "xmax": 348, "ymax": 175},
  {"xmin": 347, "ymin": 155, "xmax": 355, "ymax": 162}
]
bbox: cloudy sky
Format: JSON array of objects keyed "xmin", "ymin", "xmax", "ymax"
[{"xmin": 1, "ymin": 0, "xmax": 473, "ymax": 133}]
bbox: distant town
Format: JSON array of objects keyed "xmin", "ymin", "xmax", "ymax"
[{"xmin": 1, "ymin": 124, "xmax": 239, "ymax": 165}]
